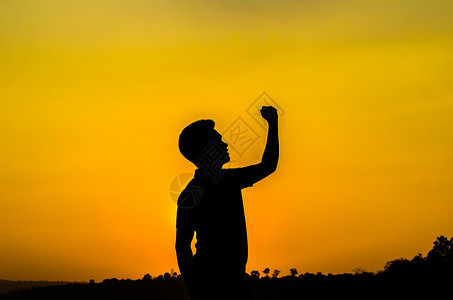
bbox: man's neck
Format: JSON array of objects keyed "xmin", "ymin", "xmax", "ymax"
[{"xmin": 196, "ymin": 167, "xmax": 224, "ymax": 184}]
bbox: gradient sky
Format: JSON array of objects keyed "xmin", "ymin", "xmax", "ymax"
[{"xmin": 1, "ymin": 0, "xmax": 453, "ymax": 281}]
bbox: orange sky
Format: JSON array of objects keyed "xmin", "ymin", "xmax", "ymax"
[{"xmin": 1, "ymin": 0, "xmax": 453, "ymax": 281}]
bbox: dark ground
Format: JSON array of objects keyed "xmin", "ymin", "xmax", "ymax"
[
  {"xmin": 1, "ymin": 235, "xmax": 452, "ymax": 300},
  {"xmin": 1, "ymin": 270, "xmax": 451, "ymax": 300}
]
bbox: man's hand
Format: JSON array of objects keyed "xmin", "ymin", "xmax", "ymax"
[{"xmin": 260, "ymin": 106, "xmax": 278, "ymax": 123}]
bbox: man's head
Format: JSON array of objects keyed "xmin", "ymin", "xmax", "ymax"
[{"xmin": 178, "ymin": 119, "xmax": 230, "ymax": 168}]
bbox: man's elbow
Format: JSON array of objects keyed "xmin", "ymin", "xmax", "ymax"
[
  {"xmin": 268, "ymin": 164, "xmax": 277, "ymax": 174},
  {"xmin": 262, "ymin": 161, "xmax": 278, "ymax": 174}
]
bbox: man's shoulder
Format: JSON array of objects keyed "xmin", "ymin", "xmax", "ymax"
[{"xmin": 177, "ymin": 177, "xmax": 205, "ymax": 209}]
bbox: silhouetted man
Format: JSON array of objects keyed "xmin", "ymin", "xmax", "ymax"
[{"xmin": 176, "ymin": 106, "xmax": 279, "ymax": 300}]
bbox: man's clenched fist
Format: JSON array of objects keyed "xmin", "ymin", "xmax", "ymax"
[{"xmin": 260, "ymin": 106, "xmax": 278, "ymax": 123}]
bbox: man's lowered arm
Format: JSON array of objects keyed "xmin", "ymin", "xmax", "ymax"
[{"xmin": 175, "ymin": 226, "xmax": 198, "ymax": 299}]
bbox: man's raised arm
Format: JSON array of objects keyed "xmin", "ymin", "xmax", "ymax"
[
  {"xmin": 260, "ymin": 105, "xmax": 279, "ymax": 173},
  {"xmin": 233, "ymin": 106, "xmax": 279, "ymax": 188}
]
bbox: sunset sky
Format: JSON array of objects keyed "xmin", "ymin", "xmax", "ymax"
[{"xmin": 1, "ymin": 0, "xmax": 453, "ymax": 281}]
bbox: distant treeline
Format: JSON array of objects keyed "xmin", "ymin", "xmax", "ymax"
[
  {"xmin": 0, "ymin": 281, "xmax": 80, "ymax": 297},
  {"xmin": 1, "ymin": 235, "xmax": 452, "ymax": 300}
]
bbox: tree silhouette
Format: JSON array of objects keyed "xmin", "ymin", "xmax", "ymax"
[
  {"xmin": 352, "ymin": 267, "xmax": 367, "ymax": 275},
  {"xmin": 142, "ymin": 274, "xmax": 151, "ymax": 281},
  {"xmin": 272, "ymin": 269, "xmax": 281, "ymax": 278},
  {"xmin": 427, "ymin": 235, "xmax": 453, "ymax": 263},
  {"xmin": 290, "ymin": 268, "xmax": 298, "ymax": 277},
  {"xmin": 251, "ymin": 270, "xmax": 260, "ymax": 278},
  {"xmin": 263, "ymin": 268, "xmax": 270, "ymax": 278},
  {"xmin": 170, "ymin": 268, "xmax": 178, "ymax": 277},
  {"xmin": 411, "ymin": 253, "xmax": 425, "ymax": 265},
  {"xmin": 384, "ymin": 258, "xmax": 411, "ymax": 273}
]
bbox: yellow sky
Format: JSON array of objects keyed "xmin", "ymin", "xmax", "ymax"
[{"xmin": 1, "ymin": 0, "xmax": 453, "ymax": 281}]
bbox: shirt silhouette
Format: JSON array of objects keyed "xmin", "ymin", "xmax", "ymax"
[{"xmin": 176, "ymin": 106, "xmax": 279, "ymax": 300}]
